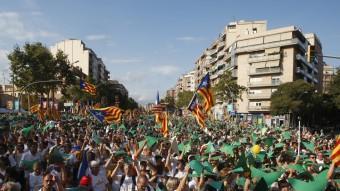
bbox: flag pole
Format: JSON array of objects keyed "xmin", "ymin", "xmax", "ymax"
[{"xmin": 297, "ymin": 116, "xmax": 301, "ymax": 156}]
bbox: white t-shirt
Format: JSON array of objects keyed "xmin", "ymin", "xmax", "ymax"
[
  {"xmin": 120, "ymin": 176, "xmax": 135, "ymax": 191},
  {"xmin": 20, "ymin": 151, "xmax": 42, "ymax": 177},
  {"xmin": 29, "ymin": 172, "xmax": 43, "ymax": 191},
  {"xmin": 88, "ymin": 167, "xmax": 108, "ymax": 191}
]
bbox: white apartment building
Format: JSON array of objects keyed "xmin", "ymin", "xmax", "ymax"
[
  {"xmin": 50, "ymin": 39, "xmax": 110, "ymax": 83},
  {"xmin": 194, "ymin": 20, "xmax": 323, "ymax": 125},
  {"xmin": 175, "ymin": 70, "xmax": 196, "ymax": 98}
]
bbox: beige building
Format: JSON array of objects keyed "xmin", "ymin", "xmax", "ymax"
[
  {"xmin": 175, "ymin": 70, "xmax": 196, "ymax": 98},
  {"xmin": 0, "ymin": 84, "xmax": 20, "ymax": 109},
  {"xmin": 166, "ymin": 88, "xmax": 176, "ymax": 99},
  {"xmin": 323, "ymin": 64, "xmax": 337, "ymax": 93},
  {"xmin": 50, "ymin": 39, "xmax": 110, "ymax": 83},
  {"xmin": 194, "ymin": 20, "xmax": 323, "ymax": 123}
]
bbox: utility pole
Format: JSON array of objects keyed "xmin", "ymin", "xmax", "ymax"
[{"xmin": 12, "ymin": 72, "xmax": 14, "ymax": 112}]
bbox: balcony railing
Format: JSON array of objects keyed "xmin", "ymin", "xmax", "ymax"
[
  {"xmin": 217, "ymin": 50, "xmax": 225, "ymax": 57},
  {"xmin": 248, "ymin": 105, "xmax": 270, "ymax": 111},
  {"xmin": 249, "ymin": 67, "xmax": 281, "ymax": 75},
  {"xmin": 248, "ymin": 80, "xmax": 281, "ymax": 87},
  {"xmin": 235, "ymin": 38, "xmax": 307, "ymax": 54},
  {"xmin": 248, "ymin": 93, "xmax": 272, "ymax": 99},
  {"xmin": 218, "ymin": 41, "xmax": 225, "ymax": 47},
  {"xmin": 248, "ymin": 54, "xmax": 281, "ymax": 63},
  {"xmin": 296, "ymin": 54, "xmax": 318, "ymax": 73}
]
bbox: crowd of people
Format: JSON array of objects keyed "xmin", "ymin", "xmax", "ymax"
[{"xmin": 0, "ymin": 113, "xmax": 338, "ymax": 191}]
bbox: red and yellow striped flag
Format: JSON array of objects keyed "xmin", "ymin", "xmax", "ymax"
[
  {"xmin": 197, "ymin": 73, "xmax": 213, "ymax": 112},
  {"xmin": 159, "ymin": 112, "xmax": 168, "ymax": 137},
  {"xmin": 331, "ymin": 135, "xmax": 340, "ymax": 166},
  {"xmin": 30, "ymin": 104, "xmax": 40, "ymax": 113},
  {"xmin": 188, "ymin": 94, "xmax": 206, "ymax": 128},
  {"xmin": 80, "ymin": 80, "xmax": 96, "ymax": 96}
]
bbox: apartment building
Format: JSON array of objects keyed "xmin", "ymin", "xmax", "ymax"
[
  {"xmin": 0, "ymin": 84, "xmax": 20, "ymax": 109},
  {"xmin": 50, "ymin": 39, "xmax": 110, "ymax": 83},
  {"xmin": 194, "ymin": 20, "xmax": 323, "ymax": 124},
  {"xmin": 166, "ymin": 88, "xmax": 176, "ymax": 99},
  {"xmin": 175, "ymin": 70, "xmax": 196, "ymax": 98},
  {"xmin": 323, "ymin": 64, "xmax": 337, "ymax": 93}
]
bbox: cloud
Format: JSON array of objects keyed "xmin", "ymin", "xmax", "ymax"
[
  {"xmin": 0, "ymin": 11, "xmax": 59, "ymax": 40},
  {"xmin": 176, "ymin": 36, "xmax": 205, "ymax": 42},
  {"xmin": 109, "ymin": 58, "xmax": 143, "ymax": 64},
  {"xmin": 85, "ymin": 34, "xmax": 110, "ymax": 41},
  {"xmin": 151, "ymin": 65, "xmax": 179, "ymax": 75},
  {"xmin": 0, "ymin": 12, "xmax": 34, "ymax": 40},
  {"xmin": 0, "ymin": 49, "xmax": 9, "ymax": 65}
]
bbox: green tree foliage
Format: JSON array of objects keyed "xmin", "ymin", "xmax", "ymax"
[
  {"xmin": 54, "ymin": 50, "xmax": 77, "ymax": 95},
  {"xmin": 270, "ymin": 80, "xmax": 316, "ymax": 126},
  {"xmin": 8, "ymin": 43, "xmax": 54, "ymax": 95},
  {"xmin": 93, "ymin": 82, "xmax": 138, "ymax": 109},
  {"xmin": 328, "ymin": 69, "xmax": 340, "ymax": 109},
  {"xmin": 176, "ymin": 91, "xmax": 194, "ymax": 108},
  {"xmin": 213, "ymin": 70, "xmax": 246, "ymax": 103},
  {"xmin": 161, "ymin": 95, "xmax": 176, "ymax": 112},
  {"xmin": 8, "ymin": 43, "xmax": 76, "ymax": 100}
]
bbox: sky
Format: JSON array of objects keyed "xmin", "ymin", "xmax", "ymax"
[{"xmin": 0, "ymin": 0, "xmax": 340, "ymax": 104}]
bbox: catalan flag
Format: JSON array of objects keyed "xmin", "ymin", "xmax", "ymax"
[
  {"xmin": 197, "ymin": 73, "xmax": 213, "ymax": 112},
  {"xmin": 89, "ymin": 106, "xmax": 122, "ymax": 124},
  {"xmin": 159, "ymin": 112, "xmax": 168, "ymax": 137},
  {"xmin": 331, "ymin": 135, "xmax": 340, "ymax": 166},
  {"xmin": 188, "ymin": 94, "xmax": 206, "ymax": 128},
  {"xmin": 80, "ymin": 80, "xmax": 96, "ymax": 96},
  {"xmin": 30, "ymin": 104, "xmax": 40, "ymax": 113},
  {"xmin": 51, "ymin": 106, "xmax": 61, "ymax": 121}
]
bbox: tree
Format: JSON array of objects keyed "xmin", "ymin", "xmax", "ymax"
[
  {"xmin": 161, "ymin": 95, "xmax": 176, "ymax": 112},
  {"xmin": 270, "ymin": 80, "xmax": 316, "ymax": 127},
  {"xmin": 54, "ymin": 50, "xmax": 77, "ymax": 96},
  {"xmin": 8, "ymin": 43, "xmax": 55, "ymax": 96},
  {"xmin": 328, "ymin": 69, "xmax": 340, "ymax": 109},
  {"xmin": 176, "ymin": 91, "xmax": 194, "ymax": 108},
  {"xmin": 213, "ymin": 70, "xmax": 246, "ymax": 103},
  {"xmin": 8, "ymin": 43, "xmax": 77, "ymax": 109}
]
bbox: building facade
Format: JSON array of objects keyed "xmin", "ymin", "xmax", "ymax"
[
  {"xmin": 108, "ymin": 80, "xmax": 128, "ymax": 98},
  {"xmin": 174, "ymin": 70, "xmax": 196, "ymax": 99},
  {"xmin": 194, "ymin": 20, "xmax": 324, "ymax": 124},
  {"xmin": 0, "ymin": 84, "xmax": 20, "ymax": 109},
  {"xmin": 323, "ymin": 64, "xmax": 337, "ymax": 93},
  {"xmin": 50, "ymin": 39, "xmax": 110, "ymax": 83}
]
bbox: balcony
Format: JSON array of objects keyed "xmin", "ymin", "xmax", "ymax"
[
  {"xmin": 235, "ymin": 38, "xmax": 307, "ymax": 54},
  {"xmin": 248, "ymin": 54, "xmax": 281, "ymax": 63},
  {"xmin": 249, "ymin": 67, "xmax": 281, "ymax": 76},
  {"xmin": 211, "ymin": 73, "xmax": 218, "ymax": 80},
  {"xmin": 217, "ymin": 50, "xmax": 225, "ymax": 58},
  {"xmin": 248, "ymin": 93, "xmax": 272, "ymax": 99},
  {"xmin": 296, "ymin": 54, "xmax": 318, "ymax": 73},
  {"xmin": 205, "ymin": 49, "xmax": 217, "ymax": 56},
  {"xmin": 248, "ymin": 105, "xmax": 270, "ymax": 111},
  {"xmin": 248, "ymin": 80, "xmax": 281, "ymax": 87},
  {"xmin": 296, "ymin": 67, "xmax": 318, "ymax": 83},
  {"xmin": 218, "ymin": 42, "xmax": 225, "ymax": 48}
]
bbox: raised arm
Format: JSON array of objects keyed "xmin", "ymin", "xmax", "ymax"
[
  {"xmin": 176, "ymin": 165, "xmax": 190, "ymax": 191},
  {"xmin": 133, "ymin": 141, "xmax": 147, "ymax": 160}
]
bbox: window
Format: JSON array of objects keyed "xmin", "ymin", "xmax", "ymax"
[
  {"xmin": 255, "ymin": 102, "xmax": 262, "ymax": 106},
  {"xmin": 272, "ymin": 77, "xmax": 280, "ymax": 85},
  {"xmin": 253, "ymin": 28, "xmax": 257, "ymax": 34},
  {"xmin": 228, "ymin": 25, "xmax": 236, "ymax": 29}
]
